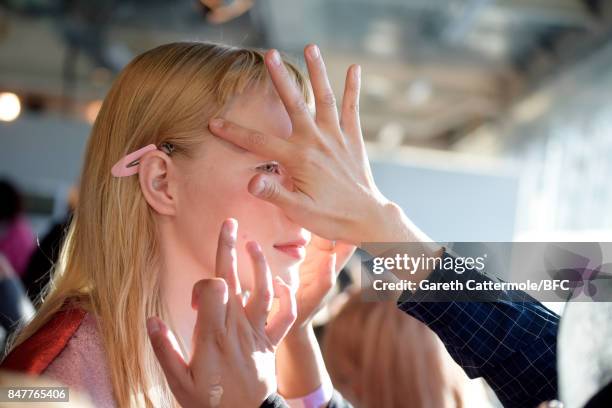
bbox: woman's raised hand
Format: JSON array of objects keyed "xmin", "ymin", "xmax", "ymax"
[
  {"xmin": 147, "ymin": 218, "xmax": 297, "ymax": 408},
  {"xmin": 293, "ymin": 236, "xmax": 355, "ymax": 330},
  {"xmin": 208, "ymin": 44, "xmax": 397, "ymax": 245}
]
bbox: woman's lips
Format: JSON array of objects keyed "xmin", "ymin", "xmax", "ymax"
[{"xmin": 273, "ymin": 243, "xmax": 306, "ymax": 260}]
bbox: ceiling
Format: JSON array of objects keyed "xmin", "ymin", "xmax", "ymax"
[{"xmin": 1, "ymin": 0, "xmax": 611, "ymax": 149}]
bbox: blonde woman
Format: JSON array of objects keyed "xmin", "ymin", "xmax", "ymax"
[{"xmin": 0, "ymin": 42, "xmax": 357, "ymax": 407}]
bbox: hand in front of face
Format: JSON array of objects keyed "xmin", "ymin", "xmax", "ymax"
[
  {"xmin": 292, "ymin": 236, "xmax": 355, "ymax": 331},
  {"xmin": 147, "ymin": 219, "xmax": 297, "ymax": 408},
  {"xmin": 208, "ymin": 44, "xmax": 393, "ymax": 245}
]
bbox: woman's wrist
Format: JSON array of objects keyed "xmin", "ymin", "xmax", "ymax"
[
  {"xmin": 359, "ymin": 200, "xmax": 444, "ymax": 284},
  {"xmin": 357, "ymin": 200, "xmax": 413, "ymax": 243},
  {"xmin": 283, "ymin": 322, "xmax": 315, "ymax": 347},
  {"xmin": 276, "ymin": 322, "xmax": 329, "ymax": 399}
]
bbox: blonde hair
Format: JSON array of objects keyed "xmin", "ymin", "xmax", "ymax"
[
  {"xmin": 323, "ymin": 291, "xmax": 468, "ymax": 408},
  {"xmin": 7, "ymin": 42, "xmax": 309, "ymax": 407}
]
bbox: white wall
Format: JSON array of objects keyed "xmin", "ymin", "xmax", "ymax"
[
  {"xmin": 371, "ymin": 159, "xmax": 518, "ymax": 242},
  {"xmin": 0, "ymin": 113, "xmax": 89, "ymax": 189}
]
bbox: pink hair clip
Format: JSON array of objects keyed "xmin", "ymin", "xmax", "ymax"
[{"xmin": 111, "ymin": 142, "xmax": 174, "ymax": 177}]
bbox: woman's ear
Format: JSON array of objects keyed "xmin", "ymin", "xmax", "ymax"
[{"xmin": 138, "ymin": 151, "xmax": 177, "ymax": 216}]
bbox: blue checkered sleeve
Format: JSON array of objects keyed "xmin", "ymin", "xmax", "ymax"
[{"xmin": 397, "ymin": 252, "xmax": 559, "ymax": 408}]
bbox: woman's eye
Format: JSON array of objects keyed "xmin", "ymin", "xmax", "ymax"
[{"xmin": 256, "ymin": 162, "xmax": 281, "ymax": 175}]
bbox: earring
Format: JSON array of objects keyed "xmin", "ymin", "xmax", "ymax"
[{"xmin": 152, "ymin": 179, "xmax": 160, "ymax": 190}]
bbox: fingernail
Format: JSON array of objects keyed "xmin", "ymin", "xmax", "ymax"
[
  {"xmin": 270, "ymin": 50, "xmax": 282, "ymax": 67},
  {"xmin": 354, "ymin": 65, "xmax": 361, "ymax": 81},
  {"xmin": 210, "ymin": 118, "xmax": 224, "ymax": 129},
  {"xmin": 251, "ymin": 178, "xmax": 267, "ymax": 196},
  {"xmin": 146, "ymin": 318, "xmax": 160, "ymax": 334},
  {"xmin": 224, "ymin": 218, "xmax": 237, "ymax": 242},
  {"xmin": 191, "ymin": 282, "xmax": 202, "ymax": 308},
  {"xmin": 308, "ymin": 45, "xmax": 320, "ymax": 60},
  {"xmin": 247, "ymin": 241, "xmax": 262, "ymax": 254}
]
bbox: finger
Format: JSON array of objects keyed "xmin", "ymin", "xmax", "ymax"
[
  {"xmin": 147, "ymin": 317, "xmax": 192, "ymax": 397},
  {"xmin": 244, "ymin": 241, "xmax": 273, "ymax": 329},
  {"xmin": 208, "ymin": 119, "xmax": 294, "ymax": 164},
  {"xmin": 247, "ymin": 174, "xmax": 304, "ymax": 210},
  {"xmin": 191, "ymin": 278, "xmax": 229, "ymax": 345},
  {"xmin": 265, "ymin": 277, "xmax": 297, "ymax": 345},
  {"xmin": 264, "ymin": 48, "xmax": 316, "ymax": 133},
  {"xmin": 215, "ymin": 218, "xmax": 241, "ymax": 296},
  {"xmin": 304, "ymin": 44, "xmax": 340, "ymax": 127},
  {"xmin": 311, "ymin": 252, "xmax": 337, "ymax": 295},
  {"xmin": 340, "ymin": 64, "xmax": 362, "ymax": 136},
  {"xmin": 334, "ymin": 241, "xmax": 357, "ymax": 271}
]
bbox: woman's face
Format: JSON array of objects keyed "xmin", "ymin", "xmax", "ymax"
[{"xmin": 173, "ymin": 81, "xmax": 310, "ymax": 291}]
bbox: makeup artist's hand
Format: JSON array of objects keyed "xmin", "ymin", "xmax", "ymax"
[
  {"xmin": 147, "ymin": 219, "xmax": 297, "ymax": 408},
  {"xmin": 208, "ymin": 44, "xmax": 404, "ymax": 245}
]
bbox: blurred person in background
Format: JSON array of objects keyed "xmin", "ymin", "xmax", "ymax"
[
  {"xmin": 323, "ymin": 290, "xmax": 495, "ymax": 408},
  {"xmin": 557, "ymin": 302, "xmax": 612, "ymax": 408},
  {"xmin": 0, "ymin": 180, "xmax": 36, "ymax": 278},
  {"xmin": 0, "ymin": 42, "xmax": 357, "ymax": 408},
  {"xmin": 21, "ymin": 185, "xmax": 78, "ymax": 304},
  {"xmin": 0, "ymin": 254, "xmax": 34, "ymax": 353}
]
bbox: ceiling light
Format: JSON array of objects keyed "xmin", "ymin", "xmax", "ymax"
[{"xmin": 0, "ymin": 92, "xmax": 21, "ymax": 122}]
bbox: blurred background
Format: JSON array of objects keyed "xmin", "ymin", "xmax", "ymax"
[{"xmin": 2, "ymin": 0, "xmax": 612, "ymax": 243}]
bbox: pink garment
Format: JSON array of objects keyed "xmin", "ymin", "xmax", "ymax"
[
  {"xmin": 0, "ymin": 216, "xmax": 36, "ymax": 277},
  {"xmin": 43, "ymin": 312, "xmax": 118, "ymax": 407}
]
